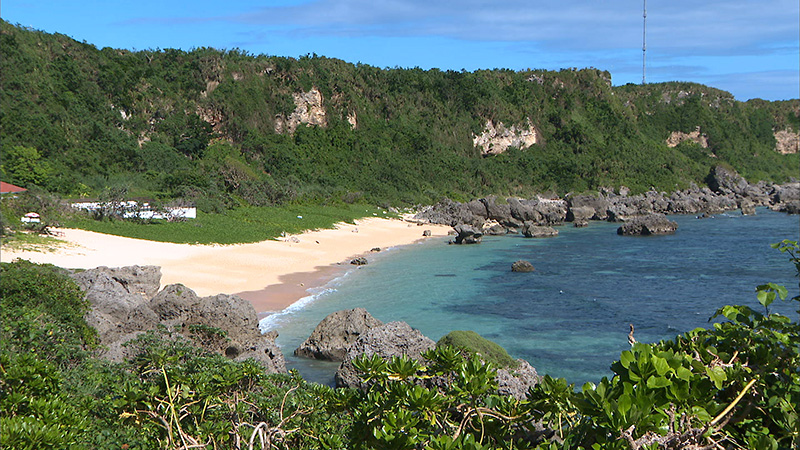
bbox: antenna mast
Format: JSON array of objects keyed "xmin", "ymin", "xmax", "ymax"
[{"xmin": 642, "ymin": 0, "xmax": 647, "ymax": 84}]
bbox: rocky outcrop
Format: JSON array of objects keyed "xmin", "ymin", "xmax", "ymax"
[
  {"xmin": 452, "ymin": 224, "xmax": 483, "ymax": 244},
  {"xmin": 496, "ymin": 360, "xmax": 539, "ymax": 400},
  {"xmin": 274, "ymin": 87, "xmax": 327, "ymax": 134},
  {"xmin": 509, "ymin": 198, "xmax": 567, "ymax": 226},
  {"xmin": 511, "ymin": 260, "xmax": 535, "ymax": 272},
  {"xmin": 71, "ymin": 266, "xmax": 286, "ymax": 374},
  {"xmin": 295, "ymin": 308, "xmax": 383, "ymax": 361},
  {"xmin": 739, "ymin": 198, "xmax": 756, "ymax": 216},
  {"xmin": 333, "ymin": 319, "xmax": 539, "ymax": 399},
  {"xmin": 707, "ymin": 165, "xmax": 749, "ymax": 196},
  {"xmin": 473, "ymin": 119, "xmax": 538, "ymax": 156},
  {"xmin": 666, "ymin": 126, "xmax": 709, "ymax": 148},
  {"xmin": 335, "ymin": 321, "xmax": 436, "ymax": 389},
  {"xmin": 412, "ymin": 167, "xmax": 795, "ymax": 235},
  {"xmin": 521, "ymin": 223, "xmax": 558, "ymax": 238},
  {"xmin": 771, "ymin": 182, "xmax": 800, "ymax": 204},
  {"xmin": 350, "ymin": 257, "xmax": 368, "ymax": 266},
  {"xmin": 566, "ymin": 206, "xmax": 595, "ymax": 223},
  {"xmin": 481, "ymin": 196, "xmax": 517, "ymax": 227},
  {"xmin": 774, "ymin": 200, "xmax": 800, "ymax": 214},
  {"xmin": 415, "ymin": 198, "xmax": 483, "ymax": 227},
  {"xmin": 483, "ymin": 222, "xmax": 509, "ymax": 235},
  {"xmin": 774, "ymin": 129, "xmax": 799, "ymax": 154},
  {"xmin": 617, "ymin": 214, "xmax": 678, "ymax": 236}
]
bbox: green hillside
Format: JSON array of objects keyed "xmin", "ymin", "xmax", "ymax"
[{"xmin": 1, "ymin": 20, "xmax": 798, "ymax": 211}]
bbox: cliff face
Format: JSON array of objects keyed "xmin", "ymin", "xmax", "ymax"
[
  {"xmin": 666, "ymin": 126, "xmax": 709, "ymax": 148},
  {"xmin": 274, "ymin": 87, "xmax": 328, "ymax": 134},
  {"xmin": 473, "ymin": 120, "xmax": 538, "ymax": 156},
  {"xmin": 774, "ymin": 129, "xmax": 799, "ymax": 154}
]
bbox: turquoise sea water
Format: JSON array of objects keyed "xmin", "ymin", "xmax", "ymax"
[{"xmin": 260, "ymin": 209, "xmax": 799, "ymax": 386}]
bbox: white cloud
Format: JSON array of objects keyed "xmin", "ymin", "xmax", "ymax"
[{"xmin": 227, "ymin": 0, "xmax": 797, "ymax": 57}]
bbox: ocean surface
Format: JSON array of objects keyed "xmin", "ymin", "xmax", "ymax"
[{"xmin": 260, "ymin": 208, "xmax": 799, "ymax": 386}]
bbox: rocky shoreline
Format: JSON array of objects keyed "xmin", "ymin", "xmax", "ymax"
[
  {"xmin": 71, "ymin": 265, "xmax": 286, "ymax": 373},
  {"xmin": 413, "ymin": 166, "xmax": 799, "ymax": 239},
  {"xmin": 73, "ymin": 268, "xmax": 538, "ymax": 396}
]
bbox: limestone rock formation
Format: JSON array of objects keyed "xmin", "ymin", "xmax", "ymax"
[
  {"xmin": 70, "ymin": 266, "xmax": 286, "ymax": 374},
  {"xmin": 452, "ymin": 224, "xmax": 483, "ymax": 244},
  {"xmin": 473, "ymin": 119, "xmax": 538, "ymax": 156},
  {"xmin": 414, "ymin": 198, "xmax": 483, "ymax": 227},
  {"xmin": 707, "ymin": 165, "xmax": 749, "ymax": 196},
  {"xmin": 666, "ymin": 126, "xmax": 709, "ymax": 148},
  {"xmin": 350, "ymin": 257, "xmax": 368, "ymax": 266},
  {"xmin": 511, "ymin": 260, "xmax": 535, "ymax": 272},
  {"xmin": 295, "ymin": 308, "xmax": 383, "ymax": 361},
  {"xmin": 774, "ymin": 129, "xmax": 799, "ymax": 154},
  {"xmin": 480, "ymin": 196, "xmax": 517, "ymax": 227},
  {"xmin": 739, "ymin": 198, "xmax": 756, "ymax": 216},
  {"xmin": 521, "ymin": 223, "xmax": 558, "ymax": 238},
  {"xmin": 566, "ymin": 206, "xmax": 595, "ymax": 223},
  {"xmin": 496, "ymin": 360, "xmax": 540, "ymax": 400},
  {"xmin": 483, "ymin": 222, "xmax": 508, "ymax": 236},
  {"xmin": 617, "ymin": 214, "xmax": 678, "ymax": 236},
  {"xmin": 274, "ymin": 87, "xmax": 327, "ymax": 134},
  {"xmin": 335, "ymin": 321, "xmax": 436, "ymax": 389}
]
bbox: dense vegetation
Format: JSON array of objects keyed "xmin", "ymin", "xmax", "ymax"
[
  {"xmin": 1, "ymin": 243, "xmax": 798, "ymax": 449},
  {"xmin": 1, "ymin": 20, "xmax": 798, "ymax": 214}
]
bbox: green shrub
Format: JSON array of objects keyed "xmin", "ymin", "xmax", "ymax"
[
  {"xmin": 0, "ymin": 260, "xmax": 96, "ymax": 365},
  {"xmin": 437, "ymin": 330, "xmax": 519, "ymax": 369}
]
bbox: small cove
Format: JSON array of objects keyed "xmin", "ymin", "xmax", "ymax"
[{"xmin": 261, "ymin": 208, "xmax": 799, "ymax": 386}]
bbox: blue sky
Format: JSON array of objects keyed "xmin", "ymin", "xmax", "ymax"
[{"xmin": 3, "ymin": 1, "xmax": 798, "ymax": 101}]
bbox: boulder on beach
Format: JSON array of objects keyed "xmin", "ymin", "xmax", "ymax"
[
  {"xmin": 350, "ymin": 257, "xmax": 368, "ymax": 265},
  {"xmin": 511, "ymin": 260, "xmax": 535, "ymax": 272},
  {"xmin": 295, "ymin": 308, "xmax": 383, "ymax": 361},
  {"xmin": 617, "ymin": 214, "xmax": 678, "ymax": 236}
]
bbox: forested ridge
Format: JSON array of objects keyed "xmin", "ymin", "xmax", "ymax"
[{"xmin": 1, "ymin": 20, "xmax": 798, "ymax": 211}]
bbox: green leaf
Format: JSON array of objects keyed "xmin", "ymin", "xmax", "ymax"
[
  {"xmin": 769, "ymin": 283, "xmax": 788, "ymax": 300},
  {"xmin": 691, "ymin": 406, "xmax": 712, "ymax": 422},
  {"xmin": 618, "ymin": 393, "xmax": 632, "ymax": 416},
  {"xmin": 675, "ymin": 366, "xmax": 693, "ymax": 381},
  {"xmin": 756, "ymin": 289, "xmax": 775, "ymax": 308},
  {"xmin": 652, "ymin": 356, "xmax": 670, "ymax": 376},
  {"xmin": 705, "ymin": 366, "xmax": 727, "ymax": 390},
  {"xmin": 646, "ymin": 376, "xmax": 671, "ymax": 389},
  {"xmin": 620, "ymin": 350, "xmax": 634, "ymax": 369}
]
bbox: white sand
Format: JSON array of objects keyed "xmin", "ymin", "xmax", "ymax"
[{"xmin": 1, "ymin": 218, "xmax": 450, "ymax": 312}]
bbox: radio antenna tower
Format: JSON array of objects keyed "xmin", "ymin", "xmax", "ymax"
[{"xmin": 642, "ymin": 0, "xmax": 647, "ymax": 84}]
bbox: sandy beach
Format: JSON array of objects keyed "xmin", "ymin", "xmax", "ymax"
[{"xmin": 0, "ymin": 218, "xmax": 451, "ymax": 314}]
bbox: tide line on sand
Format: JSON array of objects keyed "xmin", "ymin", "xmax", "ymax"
[{"xmin": 0, "ymin": 218, "xmax": 451, "ymax": 314}]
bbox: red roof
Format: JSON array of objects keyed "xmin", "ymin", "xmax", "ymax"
[{"xmin": 0, "ymin": 182, "xmax": 27, "ymax": 194}]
